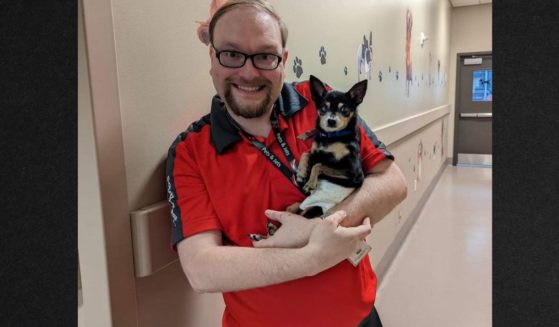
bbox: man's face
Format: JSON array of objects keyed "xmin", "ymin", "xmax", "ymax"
[{"xmin": 210, "ymin": 6, "xmax": 288, "ymax": 119}]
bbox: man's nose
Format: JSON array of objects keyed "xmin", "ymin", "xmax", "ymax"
[{"xmin": 237, "ymin": 58, "xmax": 260, "ymax": 79}]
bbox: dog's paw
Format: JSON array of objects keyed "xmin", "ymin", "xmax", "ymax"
[
  {"xmin": 248, "ymin": 234, "xmax": 265, "ymax": 242},
  {"xmin": 303, "ymin": 182, "xmax": 316, "ymax": 194},
  {"xmin": 267, "ymin": 222, "xmax": 278, "ymax": 236},
  {"xmin": 295, "ymin": 175, "xmax": 306, "ymax": 187}
]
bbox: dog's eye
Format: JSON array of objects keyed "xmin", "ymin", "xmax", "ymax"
[
  {"xmin": 340, "ymin": 107, "xmax": 350, "ymax": 116},
  {"xmin": 318, "ymin": 106, "xmax": 327, "ymax": 114}
]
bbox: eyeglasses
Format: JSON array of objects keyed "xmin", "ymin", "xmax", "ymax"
[{"xmin": 212, "ymin": 46, "xmax": 282, "ymax": 70}]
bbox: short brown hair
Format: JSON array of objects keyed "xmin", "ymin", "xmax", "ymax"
[{"xmin": 209, "ymin": 0, "xmax": 288, "ymax": 48}]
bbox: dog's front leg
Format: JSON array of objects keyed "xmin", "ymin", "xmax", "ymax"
[
  {"xmin": 318, "ymin": 166, "xmax": 350, "ymax": 181},
  {"xmin": 296, "ymin": 152, "xmax": 311, "ymax": 187},
  {"xmin": 303, "ymin": 163, "xmax": 323, "ymax": 194}
]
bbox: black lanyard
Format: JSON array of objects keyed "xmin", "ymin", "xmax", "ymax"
[{"xmin": 240, "ymin": 110, "xmax": 299, "ymax": 186}]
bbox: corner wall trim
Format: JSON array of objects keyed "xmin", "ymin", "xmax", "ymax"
[
  {"xmin": 374, "ymin": 105, "xmax": 450, "ymax": 147},
  {"xmin": 375, "ymin": 158, "xmax": 451, "ymax": 285}
]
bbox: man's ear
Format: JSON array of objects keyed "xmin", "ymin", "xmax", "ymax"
[
  {"xmin": 348, "ymin": 79, "xmax": 368, "ymax": 105},
  {"xmin": 310, "ymin": 75, "xmax": 326, "ymax": 104},
  {"xmin": 209, "ymin": 46, "xmax": 216, "ymax": 76},
  {"xmin": 282, "ymin": 48, "xmax": 289, "ymax": 65}
]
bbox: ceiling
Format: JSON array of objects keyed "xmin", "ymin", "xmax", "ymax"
[{"xmin": 449, "ymin": 0, "xmax": 492, "ymax": 7}]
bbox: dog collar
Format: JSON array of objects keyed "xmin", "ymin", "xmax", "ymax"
[{"xmin": 317, "ymin": 130, "xmax": 353, "ymax": 139}]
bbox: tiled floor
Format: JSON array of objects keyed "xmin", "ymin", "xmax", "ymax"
[{"xmin": 375, "ymin": 165, "xmax": 492, "ymax": 327}]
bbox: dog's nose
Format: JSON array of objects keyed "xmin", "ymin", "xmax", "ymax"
[{"xmin": 327, "ymin": 119, "xmax": 337, "ymax": 127}]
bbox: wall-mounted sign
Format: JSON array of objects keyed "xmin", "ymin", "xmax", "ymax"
[{"xmin": 464, "ymin": 57, "xmax": 483, "ymax": 65}]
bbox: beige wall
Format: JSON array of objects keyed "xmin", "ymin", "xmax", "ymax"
[
  {"xmin": 278, "ymin": 0, "xmax": 451, "ymax": 128},
  {"xmin": 448, "ymin": 3, "xmax": 492, "ymax": 157},
  {"xmin": 79, "ymin": 0, "xmax": 453, "ymax": 326}
]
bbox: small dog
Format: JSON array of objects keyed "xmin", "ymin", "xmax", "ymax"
[
  {"xmin": 291, "ymin": 75, "xmax": 368, "ymax": 218},
  {"xmin": 248, "ymin": 75, "xmax": 368, "ymax": 241}
]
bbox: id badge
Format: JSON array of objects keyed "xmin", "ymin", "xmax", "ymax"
[{"xmin": 347, "ymin": 240, "xmax": 372, "ymax": 267}]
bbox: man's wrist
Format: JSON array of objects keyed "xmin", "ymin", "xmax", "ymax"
[{"xmin": 300, "ymin": 242, "xmax": 322, "ymax": 277}]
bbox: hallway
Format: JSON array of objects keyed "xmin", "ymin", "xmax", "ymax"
[{"xmin": 375, "ymin": 165, "xmax": 492, "ymax": 327}]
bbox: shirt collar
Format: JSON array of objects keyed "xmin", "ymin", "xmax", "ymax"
[{"xmin": 210, "ymin": 82, "xmax": 308, "ymax": 154}]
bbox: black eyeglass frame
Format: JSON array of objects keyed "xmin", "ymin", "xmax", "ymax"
[{"xmin": 212, "ymin": 46, "xmax": 283, "ymax": 70}]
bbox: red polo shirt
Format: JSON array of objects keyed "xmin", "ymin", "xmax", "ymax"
[{"xmin": 167, "ymin": 81, "xmax": 394, "ymax": 327}]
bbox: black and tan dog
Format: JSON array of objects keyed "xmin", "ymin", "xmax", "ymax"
[
  {"xmin": 291, "ymin": 75, "xmax": 368, "ymax": 218},
  {"xmin": 248, "ymin": 75, "xmax": 368, "ymax": 241}
]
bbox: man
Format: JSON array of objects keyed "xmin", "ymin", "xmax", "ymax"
[{"xmin": 166, "ymin": 1, "xmax": 407, "ymax": 326}]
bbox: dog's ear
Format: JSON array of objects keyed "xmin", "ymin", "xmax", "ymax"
[
  {"xmin": 309, "ymin": 75, "xmax": 327, "ymax": 104},
  {"xmin": 348, "ymin": 79, "xmax": 368, "ymax": 106}
]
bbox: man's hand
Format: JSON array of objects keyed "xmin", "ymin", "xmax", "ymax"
[
  {"xmin": 251, "ymin": 210, "xmax": 321, "ymax": 248},
  {"xmin": 305, "ymin": 210, "xmax": 372, "ymax": 274}
]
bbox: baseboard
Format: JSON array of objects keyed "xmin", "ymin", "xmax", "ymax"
[{"xmin": 375, "ymin": 157, "xmax": 451, "ymax": 285}]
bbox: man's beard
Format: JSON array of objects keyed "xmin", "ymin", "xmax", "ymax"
[{"xmin": 223, "ymin": 83, "xmax": 273, "ymax": 119}]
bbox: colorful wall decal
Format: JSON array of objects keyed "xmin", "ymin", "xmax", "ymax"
[
  {"xmin": 293, "ymin": 57, "xmax": 303, "ymax": 78},
  {"xmin": 196, "ymin": 0, "xmax": 229, "ymax": 45},
  {"xmin": 417, "ymin": 140, "xmax": 423, "ymax": 182},
  {"xmin": 319, "ymin": 46, "xmax": 327, "ymax": 65},
  {"xmin": 356, "ymin": 32, "xmax": 373, "ymax": 81},
  {"xmin": 405, "ymin": 8, "xmax": 413, "ymax": 96},
  {"xmin": 428, "ymin": 52, "xmax": 433, "ymax": 86}
]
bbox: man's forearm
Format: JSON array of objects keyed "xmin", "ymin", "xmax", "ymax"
[
  {"xmin": 334, "ymin": 159, "xmax": 407, "ymax": 227},
  {"xmin": 184, "ymin": 244, "xmax": 318, "ymax": 293},
  {"xmin": 178, "ymin": 211, "xmax": 372, "ymax": 293}
]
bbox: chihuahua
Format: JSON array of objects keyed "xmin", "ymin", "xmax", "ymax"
[
  {"xmin": 292, "ymin": 75, "xmax": 368, "ymax": 218},
  {"xmin": 248, "ymin": 75, "xmax": 368, "ymax": 242}
]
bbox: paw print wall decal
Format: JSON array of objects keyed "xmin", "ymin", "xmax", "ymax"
[
  {"xmin": 319, "ymin": 46, "xmax": 327, "ymax": 65},
  {"xmin": 293, "ymin": 57, "xmax": 303, "ymax": 78}
]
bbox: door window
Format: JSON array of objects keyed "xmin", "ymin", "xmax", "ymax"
[{"xmin": 472, "ymin": 69, "xmax": 492, "ymax": 102}]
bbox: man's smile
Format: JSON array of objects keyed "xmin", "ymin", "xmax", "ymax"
[{"xmin": 234, "ymin": 84, "xmax": 265, "ymax": 92}]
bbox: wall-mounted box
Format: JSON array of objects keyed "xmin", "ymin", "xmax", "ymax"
[{"xmin": 130, "ymin": 201, "xmax": 178, "ymax": 278}]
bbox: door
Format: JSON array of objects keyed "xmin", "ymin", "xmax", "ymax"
[{"xmin": 453, "ymin": 52, "xmax": 492, "ymax": 166}]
